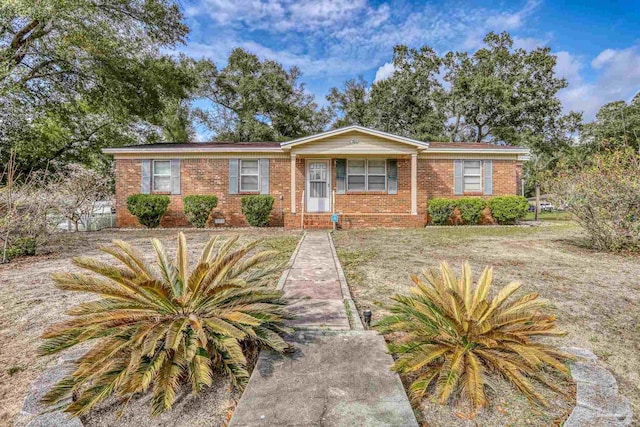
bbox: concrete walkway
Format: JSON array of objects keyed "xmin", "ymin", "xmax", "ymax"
[
  {"xmin": 281, "ymin": 232, "xmax": 353, "ymax": 330},
  {"xmin": 230, "ymin": 232, "xmax": 418, "ymax": 427}
]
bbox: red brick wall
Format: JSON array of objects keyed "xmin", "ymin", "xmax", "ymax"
[
  {"xmin": 115, "ymin": 158, "xmax": 291, "ymax": 228},
  {"xmin": 425, "ymin": 159, "xmax": 518, "ymax": 199},
  {"xmin": 333, "ymin": 158, "xmax": 413, "ymax": 214},
  {"xmin": 304, "ymin": 213, "xmax": 425, "ymax": 229},
  {"xmin": 114, "ymin": 156, "xmax": 521, "ymax": 229}
]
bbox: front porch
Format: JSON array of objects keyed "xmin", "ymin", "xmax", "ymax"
[
  {"xmin": 286, "ymin": 154, "xmax": 423, "ymax": 229},
  {"xmin": 282, "ymin": 128, "xmax": 428, "ymax": 227}
]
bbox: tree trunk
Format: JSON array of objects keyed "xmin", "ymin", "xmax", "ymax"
[
  {"xmin": 450, "ymin": 115, "xmax": 460, "ymax": 142},
  {"xmin": 535, "ymin": 183, "xmax": 540, "ymax": 221}
]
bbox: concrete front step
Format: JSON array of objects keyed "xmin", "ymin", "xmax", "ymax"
[{"xmin": 229, "ymin": 331, "xmax": 418, "ymax": 427}]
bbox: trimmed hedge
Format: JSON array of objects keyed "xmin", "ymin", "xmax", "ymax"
[
  {"xmin": 183, "ymin": 195, "xmax": 218, "ymax": 228},
  {"xmin": 488, "ymin": 196, "xmax": 529, "ymax": 224},
  {"xmin": 427, "ymin": 198, "xmax": 457, "ymax": 225},
  {"xmin": 428, "ymin": 197, "xmax": 526, "ymax": 225},
  {"xmin": 456, "ymin": 198, "xmax": 487, "ymax": 225},
  {"xmin": 241, "ymin": 195, "xmax": 274, "ymax": 227},
  {"xmin": 126, "ymin": 194, "xmax": 170, "ymax": 228}
]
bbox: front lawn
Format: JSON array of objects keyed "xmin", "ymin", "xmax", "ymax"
[
  {"xmin": 0, "ymin": 228, "xmax": 300, "ymax": 427},
  {"xmin": 524, "ymin": 210, "xmax": 572, "ymax": 221},
  {"xmin": 334, "ymin": 224, "xmax": 640, "ymax": 426}
]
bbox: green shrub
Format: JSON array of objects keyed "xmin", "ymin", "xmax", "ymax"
[
  {"xmin": 427, "ymin": 198, "xmax": 456, "ymax": 225},
  {"xmin": 4, "ymin": 237, "xmax": 37, "ymax": 260},
  {"xmin": 241, "ymin": 195, "xmax": 274, "ymax": 227},
  {"xmin": 457, "ymin": 198, "xmax": 487, "ymax": 225},
  {"xmin": 126, "ymin": 194, "xmax": 170, "ymax": 228},
  {"xmin": 488, "ymin": 196, "xmax": 529, "ymax": 224},
  {"xmin": 183, "ymin": 195, "xmax": 218, "ymax": 228}
]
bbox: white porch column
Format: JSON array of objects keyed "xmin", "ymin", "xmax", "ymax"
[
  {"xmin": 290, "ymin": 154, "xmax": 297, "ymax": 214},
  {"xmin": 411, "ymin": 153, "xmax": 418, "ymax": 215}
]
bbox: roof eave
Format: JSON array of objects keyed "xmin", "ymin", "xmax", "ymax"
[
  {"xmin": 426, "ymin": 148, "xmax": 531, "ymax": 155},
  {"xmin": 102, "ymin": 147, "xmax": 284, "ymax": 155}
]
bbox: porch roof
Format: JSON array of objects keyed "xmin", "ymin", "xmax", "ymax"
[{"xmin": 279, "ymin": 125, "xmax": 430, "ymax": 151}]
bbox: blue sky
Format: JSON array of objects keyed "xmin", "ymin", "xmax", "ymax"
[{"xmin": 178, "ymin": 0, "xmax": 640, "ymax": 126}]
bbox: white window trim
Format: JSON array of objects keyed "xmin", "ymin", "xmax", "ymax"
[
  {"xmin": 347, "ymin": 159, "xmax": 387, "ymax": 192},
  {"xmin": 152, "ymin": 160, "xmax": 171, "ymax": 192},
  {"xmin": 462, "ymin": 160, "xmax": 482, "ymax": 193},
  {"xmin": 239, "ymin": 159, "xmax": 260, "ymax": 192}
]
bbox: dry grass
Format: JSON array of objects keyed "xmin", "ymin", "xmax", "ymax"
[
  {"xmin": 334, "ymin": 223, "xmax": 640, "ymax": 426},
  {"xmin": 0, "ymin": 228, "xmax": 300, "ymax": 426}
]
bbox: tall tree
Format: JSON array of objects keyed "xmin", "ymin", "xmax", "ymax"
[
  {"xmin": 441, "ymin": 32, "xmax": 569, "ymax": 145},
  {"xmin": 367, "ymin": 45, "xmax": 445, "ymax": 140},
  {"xmin": 326, "ymin": 32, "xmax": 573, "ymax": 148},
  {"xmin": 1, "ymin": 0, "xmax": 196, "ymax": 173},
  {"xmin": 326, "ymin": 76, "xmax": 369, "ymax": 128},
  {"xmin": 581, "ymin": 94, "xmax": 640, "ymax": 152},
  {"xmin": 327, "ymin": 46, "xmax": 444, "ymax": 140},
  {"xmin": 194, "ymin": 49, "xmax": 331, "ymax": 142}
]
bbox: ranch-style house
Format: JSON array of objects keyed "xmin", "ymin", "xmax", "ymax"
[{"xmin": 104, "ymin": 126, "xmax": 530, "ymax": 229}]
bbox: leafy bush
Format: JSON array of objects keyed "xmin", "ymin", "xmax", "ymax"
[
  {"xmin": 183, "ymin": 195, "xmax": 218, "ymax": 228},
  {"xmin": 126, "ymin": 194, "xmax": 170, "ymax": 228},
  {"xmin": 241, "ymin": 195, "xmax": 274, "ymax": 227},
  {"xmin": 488, "ymin": 196, "xmax": 529, "ymax": 224},
  {"xmin": 377, "ymin": 261, "xmax": 572, "ymax": 409},
  {"xmin": 456, "ymin": 198, "xmax": 487, "ymax": 225},
  {"xmin": 549, "ymin": 149, "xmax": 640, "ymax": 251},
  {"xmin": 427, "ymin": 198, "xmax": 456, "ymax": 225},
  {"xmin": 40, "ymin": 233, "xmax": 290, "ymax": 416},
  {"xmin": 4, "ymin": 237, "xmax": 37, "ymax": 260}
]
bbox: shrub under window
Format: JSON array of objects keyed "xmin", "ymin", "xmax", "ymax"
[
  {"xmin": 183, "ymin": 195, "xmax": 218, "ymax": 228},
  {"xmin": 126, "ymin": 194, "xmax": 170, "ymax": 228},
  {"xmin": 457, "ymin": 198, "xmax": 487, "ymax": 225},
  {"xmin": 241, "ymin": 195, "xmax": 274, "ymax": 227},
  {"xmin": 488, "ymin": 196, "xmax": 529, "ymax": 224},
  {"xmin": 427, "ymin": 198, "xmax": 457, "ymax": 225}
]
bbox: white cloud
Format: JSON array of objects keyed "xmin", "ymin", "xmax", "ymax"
[
  {"xmin": 555, "ymin": 51, "xmax": 583, "ymax": 83},
  {"xmin": 557, "ymin": 46, "xmax": 640, "ymax": 120},
  {"xmin": 373, "ymin": 62, "xmax": 395, "ymax": 83},
  {"xmin": 183, "ymin": 0, "xmax": 638, "ymax": 124},
  {"xmin": 184, "ymin": 0, "xmax": 547, "ymax": 79},
  {"xmin": 485, "ymin": 0, "xmax": 541, "ymax": 30},
  {"xmin": 462, "ymin": 0, "xmax": 542, "ymax": 50},
  {"xmin": 193, "ymin": 0, "xmax": 369, "ymax": 31}
]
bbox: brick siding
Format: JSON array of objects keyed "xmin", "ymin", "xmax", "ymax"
[{"xmin": 114, "ymin": 156, "xmax": 521, "ymax": 229}]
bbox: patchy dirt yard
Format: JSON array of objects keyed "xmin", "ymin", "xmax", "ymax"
[
  {"xmin": 334, "ymin": 224, "xmax": 640, "ymax": 427},
  {"xmin": 0, "ymin": 228, "xmax": 300, "ymax": 427}
]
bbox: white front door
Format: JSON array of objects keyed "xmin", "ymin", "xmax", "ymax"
[{"xmin": 306, "ymin": 160, "xmax": 331, "ymax": 212}]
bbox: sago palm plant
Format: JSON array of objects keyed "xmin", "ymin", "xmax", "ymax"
[
  {"xmin": 39, "ymin": 233, "xmax": 291, "ymax": 416},
  {"xmin": 376, "ymin": 261, "xmax": 572, "ymax": 409}
]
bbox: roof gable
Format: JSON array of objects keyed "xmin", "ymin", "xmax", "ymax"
[{"xmin": 280, "ymin": 126, "xmax": 430, "ymax": 151}]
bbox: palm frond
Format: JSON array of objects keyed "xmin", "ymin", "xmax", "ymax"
[
  {"xmin": 39, "ymin": 233, "xmax": 292, "ymax": 417},
  {"xmin": 379, "ymin": 261, "xmax": 571, "ymax": 410}
]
